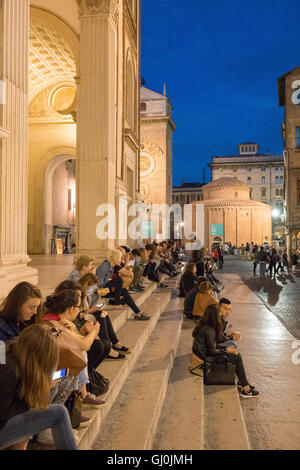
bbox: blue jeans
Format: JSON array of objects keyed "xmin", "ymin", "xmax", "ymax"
[
  {"xmin": 218, "ymin": 340, "xmax": 237, "ymax": 349},
  {"xmin": 259, "ymin": 261, "xmax": 266, "ymax": 276},
  {"xmin": 0, "ymin": 405, "xmax": 77, "ymax": 450}
]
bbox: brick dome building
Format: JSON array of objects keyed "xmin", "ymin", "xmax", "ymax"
[{"xmin": 192, "ymin": 177, "xmax": 271, "ymax": 250}]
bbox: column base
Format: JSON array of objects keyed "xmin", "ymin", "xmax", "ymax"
[{"xmin": 0, "ymin": 263, "xmax": 38, "ymax": 300}]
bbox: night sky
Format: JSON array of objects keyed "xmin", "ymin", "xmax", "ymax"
[{"xmin": 141, "ymin": 0, "xmax": 300, "ymax": 185}]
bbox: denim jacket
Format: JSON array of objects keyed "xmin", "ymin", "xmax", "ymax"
[
  {"xmin": 96, "ymin": 260, "xmax": 113, "ymax": 288},
  {"xmin": 0, "ymin": 318, "xmax": 21, "ymax": 343}
]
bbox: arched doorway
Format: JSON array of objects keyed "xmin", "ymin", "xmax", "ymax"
[{"xmin": 44, "ymin": 155, "xmax": 76, "ymax": 254}]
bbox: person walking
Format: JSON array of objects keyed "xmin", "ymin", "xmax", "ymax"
[
  {"xmin": 218, "ymin": 245, "xmax": 224, "ymax": 269},
  {"xmin": 252, "ymin": 245, "xmax": 259, "ymax": 276},
  {"xmin": 292, "ymin": 250, "xmax": 298, "ymax": 274},
  {"xmin": 258, "ymin": 246, "xmax": 267, "ymax": 277}
]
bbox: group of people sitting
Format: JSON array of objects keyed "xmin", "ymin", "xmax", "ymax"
[
  {"xmin": 181, "ymin": 255, "xmax": 259, "ymax": 399},
  {"xmin": 0, "ymin": 241, "xmax": 182, "ymax": 451}
]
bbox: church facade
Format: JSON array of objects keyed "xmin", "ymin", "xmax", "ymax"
[{"xmin": 0, "ymin": 0, "xmax": 141, "ymax": 296}]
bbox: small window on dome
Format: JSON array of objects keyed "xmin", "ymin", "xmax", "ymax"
[
  {"xmin": 235, "ymin": 192, "xmax": 238, "ymax": 198},
  {"xmin": 140, "ymin": 102, "xmax": 146, "ymax": 112}
]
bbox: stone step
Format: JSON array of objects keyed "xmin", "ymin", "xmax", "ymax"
[
  {"xmin": 203, "ymin": 383, "xmax": 251, "ymax": 450},
  {"xmin": 77, "ymin": 285, "xmax": 175, "ymax": 450},
  {"xmin": 91, "ymin": 295, "xmax": 183, "ymax": 450},
  {"xmin": 98, "ymin": 279, "xmax": 161, "ymax": 335},
  {"xmin": 153, "ymin": 316, "xmax": 204, "ymax": 450}
]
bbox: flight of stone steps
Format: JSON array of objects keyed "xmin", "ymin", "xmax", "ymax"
[{"xmin": 35, "ymin": 273, "xmax": 251, "ymax": 450}]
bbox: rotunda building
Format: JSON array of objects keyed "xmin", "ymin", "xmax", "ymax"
[{"xmin": 192, "ymin": 177, "xmax": 271, "ymax": 250}]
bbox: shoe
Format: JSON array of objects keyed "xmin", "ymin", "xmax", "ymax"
[
  {"xmin": 112, "ymin": 345, "xmax": 131, "ymax": 354},
  {"xmin": 82, "ymin": 393, "xmax": 105, "ymax": 407},
  {"xmin": 239, "ymin": 387, "xmax": 259, "ymax": 398},
  {"xmin": 134, "ymin": 312, "xmax": 150, "ymax": 321},
  {"xmin": 79, "ymin": 415, "xmax": 92, "ymax": 427},
  {"xmin": 106, "ymin": 352, "xmax": 126, "ymax": 360},
  {"xmin": 237, "ymin": 382, "xmax": 255, "ymax": 390}
]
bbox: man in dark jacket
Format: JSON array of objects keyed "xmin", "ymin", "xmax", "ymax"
[{"xmin": 217, "ymin": 298, "xmax": 241, "ymax": 348}]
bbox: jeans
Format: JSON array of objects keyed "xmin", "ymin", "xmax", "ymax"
[
  {"xmin": 105, "ymin": 277, "xmax": 140, "ymax": 314},
  {"xmin": 218, "ymin": 340, "xmax": 237, "ymax": 349},
  {"xmin": 213, "ymin": 352, "xmax": 249, "ymax": 387},
  {"xmin": 0, "ymin": 405, "xmax": 77, "ymax": 450},
  {"xmin": 74, "ymin": 351, "xmax": 89, "ymax": 389},
  {"xmin": 253, "ymin": 262, "xmax": 258, "ymax": 275},
  {"xmin": 259, "ymin": 261, "xmax": 266, "ymax": 276}
]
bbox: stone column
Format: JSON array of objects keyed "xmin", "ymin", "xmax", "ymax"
[
  {"xmin": 0, "ymin": 0, "xmax": 37, "ymax": 298},
  {"xmin": 76, "ymin": 0, "xmax": 119, "ymax": 261}
]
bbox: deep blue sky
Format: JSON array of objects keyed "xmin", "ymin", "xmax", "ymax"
[{"xmin": 141, "ymin": 0, "xmax": 300, "ymax": 185}]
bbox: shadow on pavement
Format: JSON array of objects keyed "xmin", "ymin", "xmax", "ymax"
[{"xmin": 244, "ymin": 275, "xmax": 283, "ymax": 306}]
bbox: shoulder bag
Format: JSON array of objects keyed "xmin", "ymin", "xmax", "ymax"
[
  {"xmin": 40, "ymin": 320, "xmax": 87, "ymax": 376},
  {"xmin": 203, "ymin": 356, "xmax": 236, "ymax": 385}
]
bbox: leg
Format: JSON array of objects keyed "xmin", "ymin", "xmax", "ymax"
[
  {"xmin": 106, "ymin": 277, "xmax": 123, "ymax": 304},
  {"xmin": 120, "ymin": 288, "xmax": 140, "ymax": 314},
  {"xmin": 0, "ymin": 405, "xmax": 77, "ymax": 450},
  {"xmin": 87, "ymin": 339, "xmax": 111, "ymax": 370}
]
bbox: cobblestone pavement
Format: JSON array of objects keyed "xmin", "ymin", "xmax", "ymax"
[{"xmin": 217, "ymin": 255, "xmax": 300, "ymax": 339}]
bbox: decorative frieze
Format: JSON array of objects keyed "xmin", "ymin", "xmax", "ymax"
[{"xmin": 77, "ymin": 0, "xmax": 119, "ymax": 23}]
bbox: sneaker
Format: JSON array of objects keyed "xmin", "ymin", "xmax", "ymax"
[
  {"xmin": 82, "ymin": 393, "xmax": 105, "ymax": 407},
  {"xmin": 239, "ymin": 387, "xmax": 259, "ymax": 398},
  {"xmin": 237, "ymin": 382, "xmax": 255, "ymax": 390}
]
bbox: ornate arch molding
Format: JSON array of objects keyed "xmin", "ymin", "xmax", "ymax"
[
  {"xmin": 36, "ymin": 147, "xmax": 77, "ymax": 253},
  {"xmin": 29, "ymin": 6, "xmax": 80, "ymax": 101}
]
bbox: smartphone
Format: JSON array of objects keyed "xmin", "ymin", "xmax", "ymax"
[
  {"xmin": 96, "ymin": 303, "xmax": 104, "ymax": 309},
  {"xmin": 52, "ymin": 369, "xmax": 69, "ymax": 381}
]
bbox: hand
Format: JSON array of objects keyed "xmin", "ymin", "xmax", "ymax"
[
  {"xmin": 89, "ymin": 304, "xmax": 101, "ymax": 314},
  {"xmin": 100, "ymin": 310, "xmax": 108, "ymax": 318},
  {"xmin": 232, "ymin": 333, "xmax": 241, "ymax": 341},
  {"xmin": 227, "ymin": 346, "xmax": 238, "ymax": 354},
  {"xmin": 83, "ymin": 321, "xmax": 98, "ymax": 334},
  {"xmin": 92, "ymin": 322, "xmax": 100, "ymax": 335}
]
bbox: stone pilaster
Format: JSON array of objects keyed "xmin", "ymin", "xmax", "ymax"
[
  {"xmin": 76, "ymin": 0, "xmax": 119, "ymax": 260},
  {"xmin": 0, "ymin": 0, "xmax": 37, "ymax": 298}
]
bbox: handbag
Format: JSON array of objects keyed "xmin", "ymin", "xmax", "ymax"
[
  {"xmin": 40, "ymin": 320, "xmax": 87, "ymax": 376},
  {"xmin": 203, "ymin": 356, "xmax": 236, "ymax": 385},
  {"xmin": 87, "ymin": 368, "xmax": 110, "ymax": 396},
  {"xmin": 64, "ymin": 391, "xmax": 83, "ymax": 429}
]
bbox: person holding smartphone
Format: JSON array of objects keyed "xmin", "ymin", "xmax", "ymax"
[
  {"xmin": 0, "ymin": 325, "xmax": 78, "ymax": 450},
  {"xmin": 58, "ymin": 276, "xmax": 130, "ymax": 359}
]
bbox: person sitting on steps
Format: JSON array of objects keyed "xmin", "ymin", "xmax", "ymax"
[
  {"xmin": 96, "ymin": 249, "xmax": 150, "ymax": 321},
  {"xmin": 192, "ymin": 304, "xmax": 259, "ymax": 398}
]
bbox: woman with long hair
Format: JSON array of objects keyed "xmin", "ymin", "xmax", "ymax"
[
  {"xmin": 192, "ymin": 304, "xmax": 259, "ymax": 398},
  {"xmin": 0, "ymin": 282, "xmax": 42, "ymax": 342},
  {"xmin": 43, "ymin": 289, "xmax": 105, "ymax": 408},
  {"xmin": 192, "ymin": 281, "xmax": 218, "ymax": 318},
  {"xmin": 0, "ymin": 325, "xmax": 78, "ymax": 450},
  {"xmin": 179, "ymin": 263, "xmax": 197, "ymax": 297}
]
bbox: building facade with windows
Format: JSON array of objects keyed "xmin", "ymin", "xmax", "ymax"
[
  {"xmin": 278, "ymin": 66, "xmax": 300, "ymax": 252},
  {"xmin": 172, "ymin": 180, "xmax": 204, "ymax": 207},
  {"xmin": 208, "ymin": 143, "xmax": 284, "ymax": 238}
]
